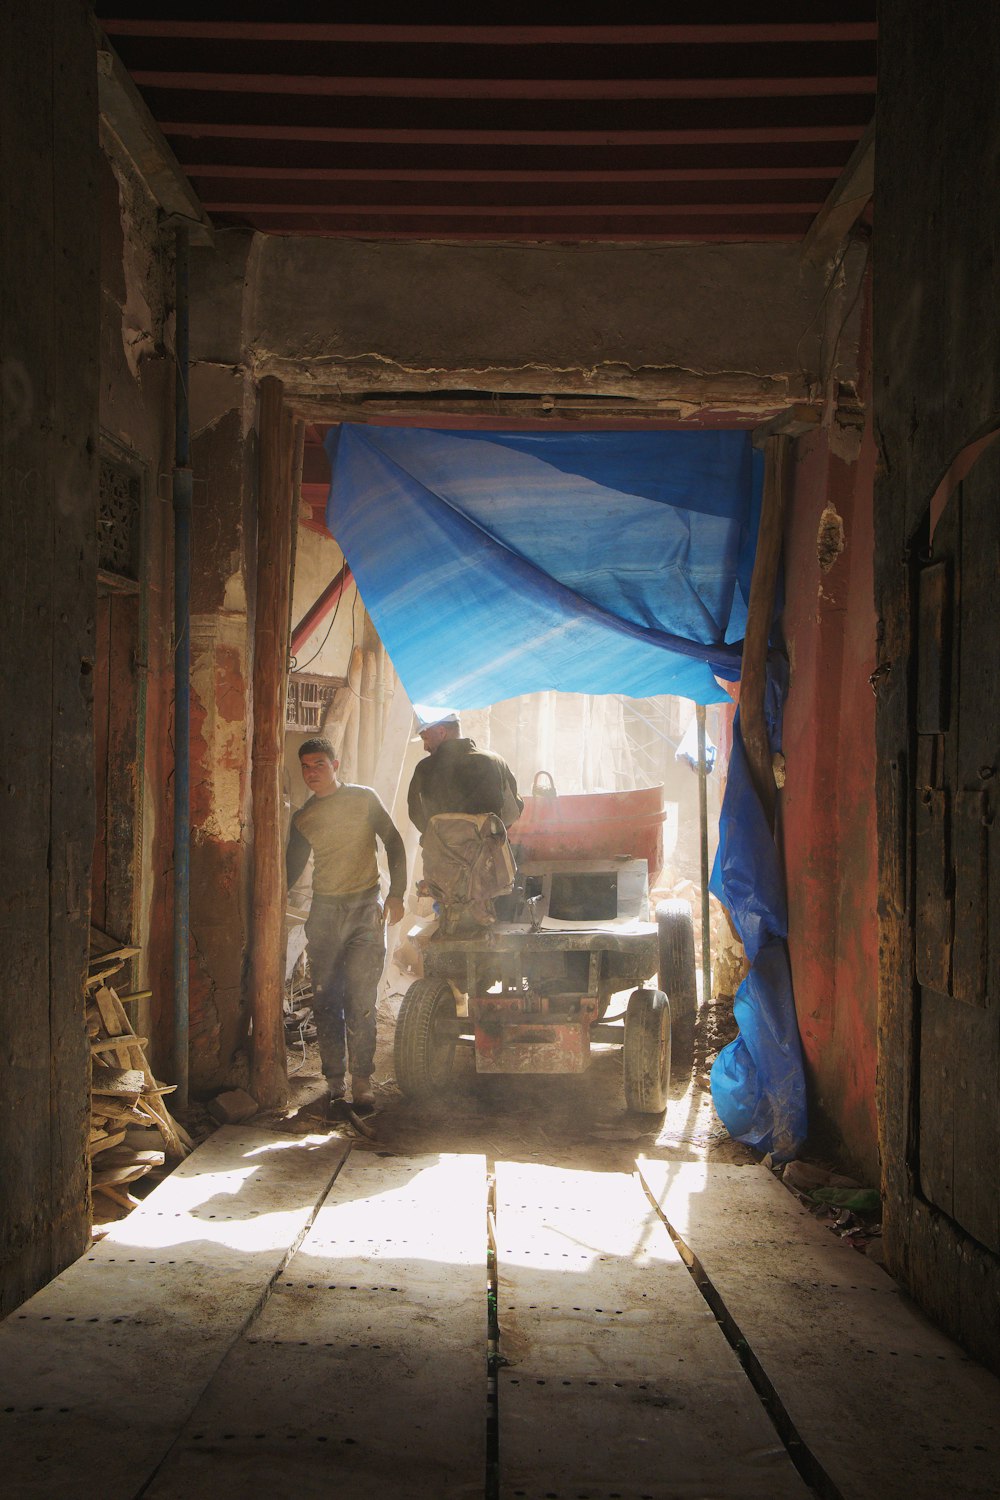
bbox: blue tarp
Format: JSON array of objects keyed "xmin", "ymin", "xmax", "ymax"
[
  {"xmin": 709, "ymin": 663, "xmax": 807, "ymax": 1158},
  {"xmin": 325, "ymin": 422, "xmax": 806, "ymax": 1157},
  {"xmin": 325, "ymin": 425, "xmax": 763, "ymax": 708}
]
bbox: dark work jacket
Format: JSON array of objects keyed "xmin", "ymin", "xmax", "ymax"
[{"xmin": 407, "ymin": 737, "xmax": 523, "ymax": 835}]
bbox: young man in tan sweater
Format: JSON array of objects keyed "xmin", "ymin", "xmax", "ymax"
[{"xmin": 287, "ymin": 737, "xmax": 406, "ymax": 1112}]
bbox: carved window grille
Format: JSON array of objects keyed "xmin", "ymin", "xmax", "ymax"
[
  {"xmin": 286, "ymin": 673, "xmax": 344, "ymax": 731},
  {"xmin": 98, "ymin": 445, "xmax": 143, "ymax": 581}
]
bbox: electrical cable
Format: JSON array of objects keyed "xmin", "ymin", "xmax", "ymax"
[
  {"xmin": 290, "ymin": 571, "xmax": 346, "ymax": 674},
  {"xmin": 821, "ymin": 236, "xmax": 872, "ymax": 396}
]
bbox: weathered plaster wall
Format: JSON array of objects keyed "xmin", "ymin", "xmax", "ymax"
[
  {"xmin": 0, "ymin": 0, "xmax": 99, "ymax": 1313},
  {"xmin": 782, "ymin": 401, "xmax": 879, "ymax": 1183},
  {"xmin": 187, "ymin": 375, "xmax": 258, "ymax": 1092},
  {"xmin": 193, "ymin": 232, "xmax": 865, "ymax": 418}
]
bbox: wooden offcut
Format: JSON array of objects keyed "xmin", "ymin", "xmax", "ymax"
[{"xmin": 87, "ymin": 955, "xmax": 190, "ymax": 1173}]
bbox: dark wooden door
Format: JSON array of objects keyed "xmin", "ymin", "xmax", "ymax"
[{"xmin": 913, "ymin": 450, "xmax": 1000, "ymax": 1255}]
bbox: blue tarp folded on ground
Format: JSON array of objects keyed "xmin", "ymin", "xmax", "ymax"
[
  {"xmin": 325, "ymin": 422, "xmax": 806, "ymax": 1157},
  {"xmin": 325, "ymin": 424, "xmax": 763, "ymax": 708}
]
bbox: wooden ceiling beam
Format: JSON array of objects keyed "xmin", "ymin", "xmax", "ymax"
[
  {"xmin": 801, "ymin": 118, "xmax": 875, "ymax": 264},
  {"xmin": 193, "ymin": 175, "xmax": 830, "ymax": 209},
  {"xmin": 93, "ymin": 28, "xmax": 213, "ymax": 244},
  {"xmin": 132, "ymin": 70, "xmax": 876, "ymax": 101},
  {"xmin": 293, "ymin": 400, "xmax": 772, "ymax": 429},
  {"xmin": 171, "ymin": 137, "xmax": 857, "ymax": 173},
  {"xmin": 202, "ymin": 199, "xmax": 823, "ymax": 218},
  {"xmin": 101, "ymin": 22, "xmax": 878, "ymax": 46},
  {"xmin": 221, "ymin": 222, "xmax": 806, "ymax": 241},
  {"xmin": 183, "ymin": 163, "xmax": 844, "ymax": 182},
  {"xmin": 161, "ymin": 122, "xmax": 867, "ymax": 147}
]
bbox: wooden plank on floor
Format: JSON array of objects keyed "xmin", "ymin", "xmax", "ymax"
[
  {"xmin": 0, "ymin": 1126, "xmax": 348, "ymax": 1500},
  {"xmin": 639, "ymin": 1158, "xmax": 1000, "ymax": 1499},
  {"xmin": 145, "ymin": 1151, "xmax": 487, "ymax": 1500},
  {"xmin": 496, "ymin": 1161, "xmax": 809, "ymax": 1500}
]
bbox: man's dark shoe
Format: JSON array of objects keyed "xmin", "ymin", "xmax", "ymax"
[
  {"xmin": 351, "ymin": 1075, "xmax": 375, "ymax": 1110},
  {"xmin": 324, "ymin": 1079, "xmax": 348, "ymax": 1121}
]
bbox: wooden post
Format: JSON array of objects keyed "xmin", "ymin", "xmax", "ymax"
[
  {"xmin": 380, "ymin": 654, "xmax": 394, "ymax": 740},
  {"xmin": 339, "ymin": 688, "xmax": 361, "ymax": 783},
  {"xmin": 248, "ymin": 379, "xmax": 298, "ymax": 1108},
  {"xmin": 325, "ymin": 645, "xmax": 363, "ymax": 766},
  {"xmin": 373, "ymin": 639, "xmax": 387, "ymax": 761},
  {"xmin": 373, "ymin": 675, "xmax": 416, "ymax": 812},
  {"xmin": 740, "ymin": 433, "xmax": 791, "ymax": 831},
  {"xmin": 357, "ymin": 650, "xmax": 378, "ymax": 785}
]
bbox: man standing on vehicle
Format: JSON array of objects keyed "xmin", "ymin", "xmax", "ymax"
[
  {"xmin": 406, "ymin": 707, "xmax": 523, "ymax": 936},
  {"xmin": 287, "ymin": 736, "xmax": 406, "ymax": 1114},
  {"xmin": 407, "ymin": 707, "xmax": 523, "ymax": 833}
]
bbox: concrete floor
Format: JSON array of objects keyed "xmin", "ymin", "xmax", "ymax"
[{"xmin": 1, "ymin": 1022, "xmax": 999, "ymax": 1499}]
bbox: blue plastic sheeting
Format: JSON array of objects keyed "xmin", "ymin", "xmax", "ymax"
[
  {"xmin": 325, "ymin": 422, "xmax": 806, "ymax": 1156},
  {"xmin": 325, "ymin": 424, "xmax": 764, "ymax": 709},
  {"xmin": 709, "ymin": 661, "xmax": 807, "ymax": 1159}
]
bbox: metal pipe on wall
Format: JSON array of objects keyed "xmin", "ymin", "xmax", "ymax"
[
  {"xmin": 696, "ymin": 703, "xmax": 712, "ymax": 1005},
  {"xmin": 172, "ymin": 226, "xmax": 191, "ymax": 1112}
]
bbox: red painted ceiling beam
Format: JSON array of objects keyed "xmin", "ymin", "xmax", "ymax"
[
  {"xmin": 195, "ymin": 178, "xmax": 830, "ymax": 209},
  {"xmin": 185, "ymin": 163, "xmax": 844, "ymax": 182},
  {"xmin": 307, "ymin": 412, "xmax": 768, "ymax": 431},
  {"xmin": 171, "ymin": 138, "xmax": 857, "ymax": 173},
  {"xmin": 215, "ymin": 222, "xmax": 808, "ymax": 242},
  {"xmin": 101, "ymin": 22, "xmax": 878, "ymax": 46},
  {"xmin": 132, "ymin": 71, "xmax": 876, "ymax": 100},
  {"xmin": 202, "ymin": 199, "xmax": 823, "ymax": 218},
  {"xmin": 301, "ymin": 449, "xmax": 330, "ymax": 485},
  {"xmin": 162, "ymin": 123, "xmax": 867, "ymax": 146}
]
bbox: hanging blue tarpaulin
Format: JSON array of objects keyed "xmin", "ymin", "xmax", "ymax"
[
  {"xmin": 324, "ymin": 424, "xmax": 764, "ymax": 708},
  {"xmin": 325, "ymin": 421, "xmax": 805, "ymax": 1159},
  {"xmin": 709, "ymin": 663, "xmax": 807, "ymax": 1158}
]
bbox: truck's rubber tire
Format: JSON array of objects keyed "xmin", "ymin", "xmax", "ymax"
[
  {"xmin": 656, "ymin": 899, "xmax": 698, "ymax": 1021},
  {"xmin": 393, "ymin": 978, "xmax": 457, "ymax": 1100},
  {"xmin": 623, "ymin": 987, "xmax": 671, "ymax": 1114}
]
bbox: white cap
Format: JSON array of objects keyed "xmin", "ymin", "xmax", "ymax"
[{"xmin": 412, "ymin": 703, "xmax": 460, "ymax": 734}]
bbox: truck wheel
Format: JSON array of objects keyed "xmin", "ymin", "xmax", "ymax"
[
  {"xmin": 623, "ymin": 988, "xmax": 671, "ymax": 1114},
  {"xmin": 656, "ymin": 899, "xmax": 698, "ymax": 1020},
  {"xmin": 394, "ymin": 978, "xmax": 457, "ymax": 1099}
]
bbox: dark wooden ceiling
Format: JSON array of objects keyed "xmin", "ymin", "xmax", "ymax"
[{"xmin": 99, "ymin": 9, "xmax": 877, "ymax": 242}]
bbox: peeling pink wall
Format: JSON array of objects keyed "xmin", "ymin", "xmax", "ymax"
[{"xmin": 781, "ymin": 409, "xmax": 879, "ymax": 1182}]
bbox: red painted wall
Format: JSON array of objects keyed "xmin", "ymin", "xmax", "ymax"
[{"xmin": 781, "ymin": 409, "xmax": 880, "ymax": 1182}]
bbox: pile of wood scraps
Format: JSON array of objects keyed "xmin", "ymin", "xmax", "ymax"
[{"xmin": 87, "ymin": 934, "xmax": 191, "ymax": 1220}]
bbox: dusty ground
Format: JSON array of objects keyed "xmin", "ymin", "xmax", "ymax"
[{"xmin": 273, "ymin": 992, "xmax": 754, "ymax": 1175}]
